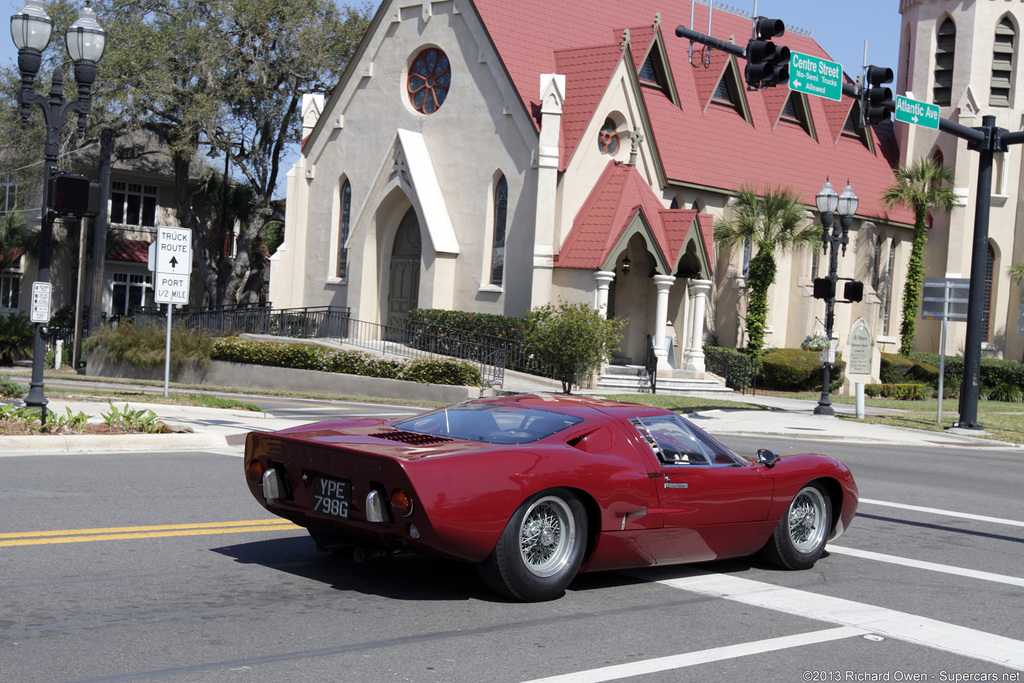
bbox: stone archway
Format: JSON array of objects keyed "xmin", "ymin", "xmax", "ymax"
[{"xmin": 387, "ymin": 207, "xmax": 421, "ymax": 330}]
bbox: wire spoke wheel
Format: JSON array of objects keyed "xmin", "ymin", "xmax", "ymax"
[
  {"xmin": 787, "ymin": 486, "xmax": 828, "ymax": 553},
  {"xmin": 518, "ymin": 496, "xmax": 575, "ymax": 577}
]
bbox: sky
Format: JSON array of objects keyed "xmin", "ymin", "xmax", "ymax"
[
  {"xmin": 0, "ymin": 0, "xmax": 903, "ymax": 93},
  {"xmin": 0, "ymin": 0, "xmax": 903, "ymax": 196}
]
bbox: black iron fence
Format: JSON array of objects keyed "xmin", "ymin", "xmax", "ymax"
[
  {"xmin": 127, "ymin": 304, "xmax": 552, "ymax": 388},
  {"xmin": 132, "ymin": 304, "xmax": 351, "ymax": 339}
]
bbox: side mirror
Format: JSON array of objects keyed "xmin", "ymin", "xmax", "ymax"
[{"xmin": 756, "ymin": 448, "xmax": 779, "ymax": 468}]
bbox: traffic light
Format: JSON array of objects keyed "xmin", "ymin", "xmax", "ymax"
[
  {"xmin": 843, "ymin": 280, "xmax": 864, "ymax": 302},
  {"xmin": 862, "ymin": 65, "xmax": 894, "ymax": 125},
  {"xmin": 48, "ymin": 171, "xmax": 101, "ymax": 217},
  {"xmin": 813, "ymin": 278, "xmax": 835, "ymax": 300},
  {"xmin": 744, "ymin": 17, "xmax": 790, "ymax": 89}
]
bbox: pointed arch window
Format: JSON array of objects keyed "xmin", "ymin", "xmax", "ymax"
[
  {"xmin": 991, "ymin": 17, "xmax": 1015, "ymax": 107},
  {"xmin": 490, "ymin": 175, "xmax": 508, "ymax": 285},
  {"xmin": 934, "ymin": 18, "xmax": 956, "ymax": 106},
  {"xmin": 712, "ymin": 76, "xmax": 740, "ymax": 112},
  {"xmin": 883, "ymin": 240, "xmax": 896, "ymax": 335},
  {"xmin": 336, "ymin": 180, "xmax": 351, "ymax": 279},
  {"xmin": 778, "ymin": 92, "xmax": 813, "ymax": 136},
  {"xmin": 982, "ymin": 242, "xmax": 995, "ymax": 342}
]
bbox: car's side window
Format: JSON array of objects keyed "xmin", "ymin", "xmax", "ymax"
[{"xmin": 630, "ymin": 416, "xmax": 712, "ymax": 465}]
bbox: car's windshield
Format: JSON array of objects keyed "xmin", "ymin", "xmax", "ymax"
[{"xmin": 394, "ymin": 403, "xmax": 584, "ymax": 444}]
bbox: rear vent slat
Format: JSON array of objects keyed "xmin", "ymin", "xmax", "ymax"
[{"xmin": 371, "ymin": 431, "xmax": 452, "ymax": 445}]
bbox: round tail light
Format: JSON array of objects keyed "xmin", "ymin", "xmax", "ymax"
[
  {"xmin": 247, "ymin": 460, "xmax": 266, "ymax": 483},
  {"xmin": 391, "ymin": 490, "xmax": 414, "ymax": 517}
]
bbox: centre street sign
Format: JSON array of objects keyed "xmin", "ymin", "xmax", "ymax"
[
  {"xmin": 154, "ymin": 226, "xmax": 192, "ymax": 305},
  {"xmin": 895, "ymin": 95, "xmax": 940, "ymax": 130},
  {"xmin": 788, "ymin": 51, "xmax": 843, "ymax": 101}
]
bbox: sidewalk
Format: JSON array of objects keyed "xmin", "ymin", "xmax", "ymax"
[{"xmin": 2, "ymin": 381, "xmax": 1017, "ymax": 455}]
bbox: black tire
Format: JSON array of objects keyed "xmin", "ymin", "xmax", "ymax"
[
  {"xmin": 478, "ymin": 490, "xmax": 587, "ymax": 602},
  {"xmin": 763, "ymin": 482, "xmax": 832, "ymax": 570}
]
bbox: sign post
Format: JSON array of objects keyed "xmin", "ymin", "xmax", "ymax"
[
  {"xmin": 922, "ymin": 277, "xmax": 970, "ymax": 424},
  {"xmin": 788, "ymin": 51, "xmax": 843, "ymax": 101},
  {"xmin": 153, "ymin": 227, "xmax": 192, "ymax": 396}
]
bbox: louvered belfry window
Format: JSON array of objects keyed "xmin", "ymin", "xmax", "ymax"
[
  {"xmin": 934, "ymin": 18, "xmax": 956, "ymax": 106},
  {"xmin": 991, "ymin": 18, "xmax": 1015, "ymax": 107}
]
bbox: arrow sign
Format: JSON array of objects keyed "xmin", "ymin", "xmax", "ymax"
[
  {"xmin": 154, "ymin": 226, "xmax": 192, "ymax": 305},
  {"xmin": 788, "ymin": 51, "xmax": 843, "ymax": 101},
  {"xmin": 155, "ymin": 226, "xmax": 192, "ymax": 275},
  {"xmin": 895, "ymin": 95, "xmax": 940, "ymax": 130}
]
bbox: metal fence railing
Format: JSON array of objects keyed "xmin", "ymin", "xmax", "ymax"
[
  {"xmin": 126, "ymin": 304, "xmax": 554, "ymax": 388},
  {"xmin": 132, "ymin": 304, "xmax": 351, "ymax": 339}
]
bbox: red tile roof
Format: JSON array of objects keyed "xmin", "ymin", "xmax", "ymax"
[
  {"xmin": 472, "ymin": 0, "xmax": 914, "ymax": 225},
  {"xmin": 557, "ymin": 161, "xmax": 711, "ymax": 274},
  {"xmin": 107, "ymin": 239, "xmax": 151, "ymax": 263}
]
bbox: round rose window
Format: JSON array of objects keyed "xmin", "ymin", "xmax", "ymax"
[{"xmin": 408, "ymin": 48, "xmax": 451, "ymax": 114}]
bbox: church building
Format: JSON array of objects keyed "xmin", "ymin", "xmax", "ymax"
[{"xmin": 270, "ymin": 0, "xmax": 1019, "ymax": 385}]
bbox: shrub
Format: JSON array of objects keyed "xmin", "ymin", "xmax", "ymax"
[
  {"xmin": 523, "ymin": 301, "xmax": 624, "ymax": 393},
  {"xmin": 211, "ymin": 337, "xmax": 481, "ymax": 387},
  {"xmin": 880, "ymin": 352, "xmax": 939, "ymax": 386},
  {"xmin": 0, "ymin": 311, "xmax": 33, "ymax": 366},
  {"xmin": 407, "ymin": 308, "xmax": 527, "ymax": 341},
  {"xmin": 85, "ymin": 320, "xmax": 213, "ymax": 373},
  {"xmin": 0, "ymin": 374, "xmax": 23, "ymax": 398},
  {"xmin": 864, "ymin": 383, "xmax": 928, "ymax": 400},
  {"xmin": 759, "ymin": 348, "xmax": 845, "ymax": 392}
]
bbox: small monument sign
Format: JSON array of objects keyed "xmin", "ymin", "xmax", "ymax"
[{"xmin": 848, "ymin": 318, "xmax": 872, "ymax": 375}]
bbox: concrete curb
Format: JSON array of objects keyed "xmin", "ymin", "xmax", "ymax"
[{"xmin": 0, "ymin": 432, "xmax": 232, "ymax": 456}]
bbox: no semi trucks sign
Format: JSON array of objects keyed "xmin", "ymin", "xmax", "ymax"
[{"xmin": 788, "ymin": 51, "xmax": 843, "ymax": 101}]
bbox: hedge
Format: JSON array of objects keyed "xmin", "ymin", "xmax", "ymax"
[
  {"xmin": 211, "ymin": 337, "xmax": 482, "ymax": 386},
  {"xmin": 759, "ymin": 348, "xmax": 845, "ymax": 392},
  {"xmin": 864, "ymin": 383, "xmax": 928, "ymax": 400}
]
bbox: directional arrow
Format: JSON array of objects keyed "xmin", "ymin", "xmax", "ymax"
[{"xmin": 169, "ymin": 256, "xmax": 178, "ymax": 269}]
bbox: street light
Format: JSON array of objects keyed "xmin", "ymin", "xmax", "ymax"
[
  {"xmin": 813, "ymin": 179, "xmax": 858, "ymax": 416},
  {"xmin": 12, "ymin": 0, "xmax": 106, "ymax": 424}
]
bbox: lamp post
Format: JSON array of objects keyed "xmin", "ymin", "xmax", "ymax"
[
  {"xmin": 813, "ymin": 179, "xmax": 858, "ymax": 416},
  {"xmin": 12, "ymin": 0, "xmax": 106, "ymax": 424},
  {"xmin": 206, "ymin": 138, "xmax": 248, "ymax": 305}
]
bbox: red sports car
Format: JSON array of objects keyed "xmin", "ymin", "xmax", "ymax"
[{"xmin": 244, "ymin": 394, "xmax": 857, "ymax": 601}]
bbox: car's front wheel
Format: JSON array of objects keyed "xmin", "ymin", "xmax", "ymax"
[
  {"xmin": 478, "ymin": 490, "xmax": 587, "ymax": 601},
  {"xmin": 763, "ymin": 482, "xmax": 831, "ymax": 570}
]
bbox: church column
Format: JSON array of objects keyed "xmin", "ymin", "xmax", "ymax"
[
  {"xmin": 653, "ymin": 274, "xmax": 675, "ymax": 371},
  {"xmin": 530, "ymin": 75, "xmax": 565, "ymax": 310},
  {"xmin": 594, "ymin": 270, "xmax": 616, "ymax": 317},
  {"xmin": 684, "ymin": 279, "xmax": 712, "ymax": 374}
]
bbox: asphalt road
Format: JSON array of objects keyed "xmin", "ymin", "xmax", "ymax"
[{"xmin": 1, "ymin": 430, "xmax": 1022, "ymax": 681}]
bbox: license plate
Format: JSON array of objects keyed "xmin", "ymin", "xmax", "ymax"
[{"xmin": 312, "ymin": 476, "xmax": 351, "ymax": 519}]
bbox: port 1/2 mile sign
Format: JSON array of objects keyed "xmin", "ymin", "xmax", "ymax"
[{"xmin": 153, "ymin": 226, "xmax": 192, "ymax": 305}]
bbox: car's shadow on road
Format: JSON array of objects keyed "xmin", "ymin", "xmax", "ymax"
[
  {"xmin": 210, "ymin": 535, "xmax": 802, "ymax": 603},
  {"xmin": 211, "ymin": 535, "xmax": 498, "ymax": 602}
]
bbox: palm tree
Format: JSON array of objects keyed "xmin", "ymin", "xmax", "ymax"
[
  {"xmin": 1011, "ymin": 263, "xmax": 1024, "ymax": 286},
  {"xmin": 714, "ymin": 185, "xmax": 818, "ymax": 365},
  {"xmin": 882, "ymin": 158, "xmax": 957, "ymax": 356}
]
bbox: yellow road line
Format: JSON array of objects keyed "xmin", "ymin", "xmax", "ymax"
[{"xmin": 0, "ymin": 519, "xmax": 300, "ymax": 547}]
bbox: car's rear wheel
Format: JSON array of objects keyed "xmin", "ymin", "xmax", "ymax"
[
  {"xmin": 478, "ymin": 490, "xmax": 587, "ymax": 602},
  {"xmin": 763, "ymin": 482, "xmax": 831, "ymax": 570}
]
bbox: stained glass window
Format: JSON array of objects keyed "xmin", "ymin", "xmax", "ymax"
[
  {"xmin": 408, "ymin": 48, "xmax": 451, "ymax": 114},
  {"xmin": 491, "ymin": 176, "xmax": 507, "ymax": 285},
  {"xmin": 337, "ymin": 180, "xmax": 351, "ymax": 279},
  {"xmin": 598, "ymin": 119, "xmax": 619, "ymax": 155}
]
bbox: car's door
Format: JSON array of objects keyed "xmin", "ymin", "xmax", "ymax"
[{"xmin": 628, "ymin": 415, "xmax": 773, "ymax": 528}]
